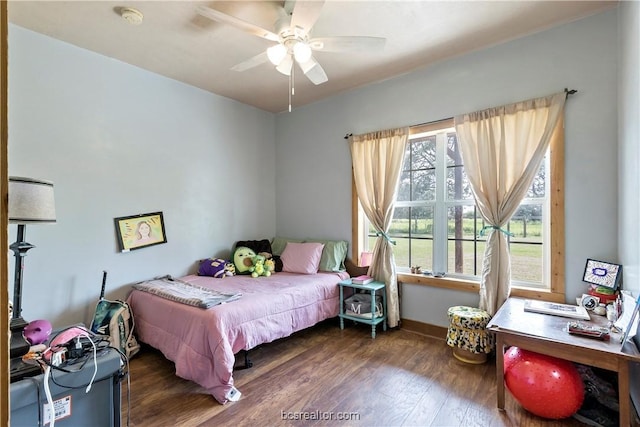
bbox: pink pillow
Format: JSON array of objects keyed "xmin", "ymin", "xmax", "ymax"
[{"xmin": 280, "ymin": 242, "xmax": 325, "ymax": 274}]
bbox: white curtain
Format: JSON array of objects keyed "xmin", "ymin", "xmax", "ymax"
[
  {"xmin": 350, "ymin": 127, "xmax": 409, "ymax": 328},
  {"xmin": 454, "ymin": 92, "xmax": 566, "ymax": 315}
]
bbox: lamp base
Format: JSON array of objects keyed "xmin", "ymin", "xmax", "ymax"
[
  {"xmin": 10, "ymin": 358, "xmax": 41, "ymax": 383},
  {"xmin": 10, "ymin": 316, "xmax": 41, "ymax": 382},
  {"xmin": 10, "ymin": 316, "xmax": 30, "ymax": 359}
]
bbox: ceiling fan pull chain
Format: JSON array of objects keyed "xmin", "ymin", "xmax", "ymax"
[
  {"xmin": 288, "ymin": 70, "xmax": 292, "ymax": 112},
  {"xmin": 292, "ymin": 62, "xmax": 296, "ymax": 96},
  {"xmin": 289, "ymin": 61, "xmax": 296, "ymax": 112}
]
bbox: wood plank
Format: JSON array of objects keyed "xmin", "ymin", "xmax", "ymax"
[
  {"xmin": 123, "ymin": 319, "xmax": 591, "ymax": 426},
  {"xmin": 0, "ymin": 2, "xmax": 8, "ymax": 425}
]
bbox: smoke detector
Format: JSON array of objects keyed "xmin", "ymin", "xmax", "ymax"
[{"xmin": 120, "ymin": 7, "xmax": 143, "ymax": 25}]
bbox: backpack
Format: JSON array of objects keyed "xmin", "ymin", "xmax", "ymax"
[{"xmin": 90, "ymin": 271, "xmax": 140, "ymax": 359}]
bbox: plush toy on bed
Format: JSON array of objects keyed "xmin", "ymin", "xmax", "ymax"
[
  {"xmin": 198, "ymin": 258, "xmax": 235, "ymax": 279},
  {"xmin": 250, "ymin": 254, "xmax": 271, "ymax": 278},
  {"xmin": 224, "ymin": 262, "xmax": 236, "ymax": 276},
  {"xmin": 233, "ymin": 246, "xmax": 257, "ymax": 275},
  {"xmin": 264, "ymin": 258, "xmax": 275, "ymax": 275}
]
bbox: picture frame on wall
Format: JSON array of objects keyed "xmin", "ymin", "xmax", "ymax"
[
  {"xmin": 582, "ymin": 258, "xmax": 622, "ymax": 289},
  {"xmin": 114, "ymin": 211, "xmax": 167, "ymax": 252}
]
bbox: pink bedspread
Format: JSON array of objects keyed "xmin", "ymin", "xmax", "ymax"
[{"xmin": 127, "ymin": 271, "xmax": 348, "ymax": 403}]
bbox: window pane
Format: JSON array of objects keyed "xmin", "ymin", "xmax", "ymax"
[
  {"xmin": 509, "ymin": 204, "xmax": 543, "ymax": 243},
  {"xmin": 398, "ymin": 170, "xmax": 411, "ymax": 202},
  {"xmin": 447, "ymin": 206, "xmax": 484, "ymax": 275},
  {"xmin": 412, "ymin": 169, "xmax": 436, "ymax": 200},
  {"xmin": 389, "ymin": 207, "xmax": 410, "ymax": 268},
  {"xmin": 447, "ymin": 206, "xmax": 483, "ymax": 239},
  {"xmin": 389, "ymin": 206, "xmax": 409, "ymax": 236},
  {"xmin": 411, "ymin": 136, "xmax": 436, "ymax": 170},
  {"xmin": 509, "ymin": 203, "xmax": 544, "ymax": 285},
  {"xmin": 447, "ymin": 240, "xmax": 486, "ymax": 276},
  {"xmin": 409, "ymin": 206, "xmax": 433, "ymax": 271},
  {"xmin": 446, "ymin": 133, "xmax": 461, "ymax": 167},
  {"xmin": 526, "ymin": 160, "xmax": 546, "ymax": 198},
  {"xmin": 367, "ymin": 235, "xmax": 377, "ymax": 253},
  {"xmin": 399, "ymin": 137, "xmax": 437, "ymax": 202},
  {"xmin": 446, "ymin": 166, "xmax": 473, "ymax": 200},
  {"xmin": 446, "ymin": 132, "xmax": 472, "ymax": 200},
  {"xmin": 389, "ymin": 206, "xmax": 433, "ymax": 270},
  {"xmin": 510, "ymin": 242, "xmax": 543, "ymax": 283}
]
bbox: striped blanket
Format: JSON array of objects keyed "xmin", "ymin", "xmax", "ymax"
[{"xmin": 132, "ymin": 275, "xmax": 241, "ymax": 309}]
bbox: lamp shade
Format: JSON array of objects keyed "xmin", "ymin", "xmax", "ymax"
[{"xmin": 9, "ymin": 177, "xmax": 56, "ymax": 224}]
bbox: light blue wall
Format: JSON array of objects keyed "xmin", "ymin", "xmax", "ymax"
[
  {"xmin": 9, "ymin": 8, "xmax": 629, "ymax": 330},
  {"xmin": 618, "ymin": 1, "xmax": 640, "ymax": 298},
  {"xmin": 617, "ymin": 2, "xmax": 640, "ymax": 410},
  {"xmin": 8, "ymin": 25, "xmax": 276, "ymax": 327},
  {"xmin": 275, "ymin": 9, "xmax": 620, "ymax": 327}
]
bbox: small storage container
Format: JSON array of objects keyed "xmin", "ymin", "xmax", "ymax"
[{"xmin": 446, "ymin": 306, "xmax": 494, "ymax": 364}]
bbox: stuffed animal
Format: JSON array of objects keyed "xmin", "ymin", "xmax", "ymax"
[
  {"xmin": 233, "ymin": 246, "xmax": 257, "ymax": 274},
  {"xmin": 250, "ymin": 254, "xmax": 271, "ymax": 278},
  {"xmin": 224, "ymin": 262, "xmax": 236, "ymax": 276},
  {"xmin": 264, "ymin": 258, "xmax": 275, "ymax": 275},
  {"xmin": 198, "ymin": 258, "xmax": 234, "ymax": 279}
]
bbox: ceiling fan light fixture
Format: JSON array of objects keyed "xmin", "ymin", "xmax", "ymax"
[
  {"xmin": 293, "ymin": 42, "xmax": 312, "ymax": 63},
  {"xmin": 275, "ymin": 55, "xmax": 293, "ymax": 76},
  {"xmin": 267, "ymin": 44, "xmax": 287, "ymax": 66}
]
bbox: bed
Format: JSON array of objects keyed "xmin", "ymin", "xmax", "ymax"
[{"xmin": 127, "ymin": 269, "xmax": 349, "ymax": 404}]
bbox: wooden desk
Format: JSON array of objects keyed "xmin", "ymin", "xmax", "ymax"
[{"xmin": 487, "ymin": 297, "xmax": 640, "ymax": 427}]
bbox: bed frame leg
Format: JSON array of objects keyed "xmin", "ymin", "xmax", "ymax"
[{"xmin": 235, "ymin": 350, "xmax": 253, "ymax": 370}]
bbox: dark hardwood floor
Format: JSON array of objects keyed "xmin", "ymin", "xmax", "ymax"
[{"xmin": 121, "ymin": 319, "xmax": 592, "ymax": 426}]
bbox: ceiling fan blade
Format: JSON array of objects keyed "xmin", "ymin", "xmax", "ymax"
[
  {"xmin": 299, "ymin": 56, "xmax": 328, "ymax": 85},
  {"xmin": 290, "ymin": 0, "xmax": 326, "ymax": 32},
  {"xmin": 276, "ymin": 55, "xmax": 294, "ymax": 76},
  {"xmin": 309, "ymin": 36, "xmax": 386, "ymax": 53},
  {"xmin": 196, "ymin": 5, "xmax": 279, "ymax": 42},
  {"xmin": 231, "ymin": 51, "xmax": 270, "ymax": 72}
]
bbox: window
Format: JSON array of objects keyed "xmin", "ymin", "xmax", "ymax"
[{"xmin": 353, "ymin": 118, "xmax": 565, "ymax": 299}]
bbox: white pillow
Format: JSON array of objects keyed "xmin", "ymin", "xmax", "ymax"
[{"xmin": 280, "ymin": 242, "xmax": 325, "ymax": 274}]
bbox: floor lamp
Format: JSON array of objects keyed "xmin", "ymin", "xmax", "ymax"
[{"xmin": 8, "ymin": 176, "xmax": 56, "ymax": 379}]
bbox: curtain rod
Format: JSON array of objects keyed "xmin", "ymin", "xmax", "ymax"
[{"xmin": 345, "ymin": 88, "xmax": 578, "ymax": 139}]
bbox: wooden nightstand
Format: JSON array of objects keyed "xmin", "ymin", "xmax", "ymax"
[{"xmin": 338, "ymin": 279, "xmax": 387, "ymax": 338}]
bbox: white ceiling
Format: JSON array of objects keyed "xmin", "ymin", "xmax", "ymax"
[{"xmin": 8, "ymin": 1, "xmax": 617, "ymax": 113}]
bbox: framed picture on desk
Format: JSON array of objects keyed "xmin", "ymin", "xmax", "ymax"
[{"xmin": 583, "ymin": 258, "xmax": 622, "ymax": 289}]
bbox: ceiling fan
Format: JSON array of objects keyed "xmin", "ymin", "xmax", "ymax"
[{"xmin": 196, "ymin": 1, "xmax": 386, "ymax": 88}]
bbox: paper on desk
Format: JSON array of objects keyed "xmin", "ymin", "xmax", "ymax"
[{"xmin": 614, "ymin": 291, "xmax": 639, "ymax": 339}]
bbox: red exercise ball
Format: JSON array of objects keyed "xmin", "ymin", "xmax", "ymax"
[
  {"xmin": 504, "ymin": 347, "xmax": 584, "ymax": 419},
  {"xmin": 503, "ymin": 346, "xmax": 526, "ymax": 373}
]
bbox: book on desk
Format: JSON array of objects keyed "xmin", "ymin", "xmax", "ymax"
[{"xmin": 523, "ymin": 299, "xmax": 591, "ymax": 320}]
